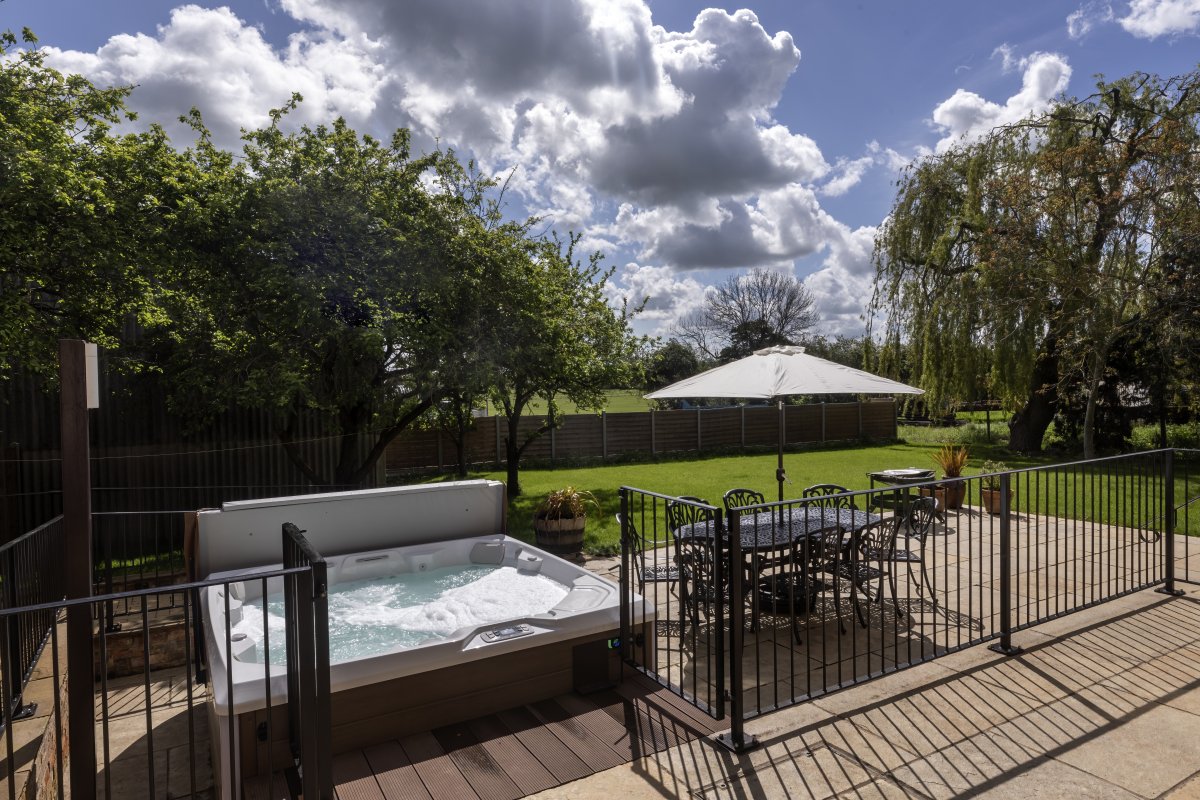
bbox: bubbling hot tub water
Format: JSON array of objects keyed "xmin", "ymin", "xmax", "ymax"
[{"xmin": 232, "ymin": 563, "xmax": 570, "ymax": 663}]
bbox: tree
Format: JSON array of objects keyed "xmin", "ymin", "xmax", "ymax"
[
  {"xmin": 490, "ymin": 234, "xmax": 643, "ymax": 497},
  {"xmin": 158, "ymin": 103, "xmax": 492, "ymax": 487},
  {"xmin": 873, "ymin": 69, "xmax": 1200, "ymax": 456},
  {"xmin": 645, "ymin": 340, "xmax": 700, "ymax": 390},
  {"xmin": 0, "ymin": 30, "xmax": 188, "ymax": 377},
  {"xmin": 675, "ymin": 268, "xmax": 818, "ymax": 361}
]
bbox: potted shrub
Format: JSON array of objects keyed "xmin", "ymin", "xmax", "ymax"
[
  {"xmin": 979, "ymin": 460, "xmax": 1014, "ymax": 514},
  {"xmin": 925, "ymin": 444, "xmax": 969, "ymax": 510},
  {"xmin": 533, "ymin": 486, "xmax": 598, "ymax": 555}
]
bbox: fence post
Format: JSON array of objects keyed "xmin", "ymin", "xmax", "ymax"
[
  {"xmin": 61, "ymin": 339, "xmax": 96, "ymax": 800},
  {"xmin": 821, "ymin": 402, "xmax": 826, "ymax": 442},
  {"xmin": 716, "ymin": 510, "xmax": 756, "ymax": 752},
  {"xmin": 650, "ymin": 409, "xmax": 656, "ymax": 455},
  {"xmin": 858, "ymin": 400, "xmax": 863, "ymax": 440},
  {"xmin": 495, "ymin": 415, "xmax": 502, "ymax": 466},
  {"xmin": 618, "ymin": 490, "xmax": 630, "ymax": 666},
  {"xmin": 989, "ymin": 472, "xmax": 1022, "ymax": 656},
  {"xmin": 601, "ymin": 412, "xmax": 607, "ymax": 460},
  {"xmin": 740, "ymin": 406, "xmax": 745, "ymax": 449},
  {"xmin": 696, "ymin": 408, "xmax": 702, "ymax": 452},
  {"xmin": 1157, "ymin": 449, "xmax": 1184, "ymax": 596}
]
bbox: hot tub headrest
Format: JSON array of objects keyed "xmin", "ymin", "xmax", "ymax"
[{"xmin": 197, "ymin": 480, "xmax": 506, "ymax": 576}]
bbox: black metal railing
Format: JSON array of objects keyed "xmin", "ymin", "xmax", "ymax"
[
  {"xmin": 0, "ymin": 561, "xmax": 328, "ymax": 800},
  {"xmin": 282, "ymin": 522, "xmax": 333, "ymax": 800},
  {"xmin": 0, "ymin": 514, "xmax": 66, "ymax": 729},
  {"xmin": 618, "ymin": 490, "xmax": 726, "ymax": 722},
  {"xmin": 621, "ymin": 448, "xmax": 1200, "ymax": 752},
  {"xmin": 92, "ymin": 511, "xmax": 188, "ymax": 630}
]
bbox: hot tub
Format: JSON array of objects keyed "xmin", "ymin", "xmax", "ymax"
[{"xmin": 202, "ymin": 532, "xmax": 653, "ymax": 790}]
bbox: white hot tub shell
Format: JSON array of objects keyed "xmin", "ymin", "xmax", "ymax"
[{"xmin": 196, "ymin": 482, "xmax": 653, "ymax": 793}]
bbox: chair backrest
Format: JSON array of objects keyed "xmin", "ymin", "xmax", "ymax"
[
  {"xmin": 802, "ymin": 483, "xmax": 858, "ymax": 510},
  {"xmin": 903, "ymin": 496, "xmax": 938, "ymax": 541},
  {"xmin": 854, "ymin": 516, "xmax": 900, "ymax": 560},
  {"xmin": 666, "ymin": 496, "xmax": 711, "ymax": 534},
  {"xmin": 791, "ymin": 523, "xmax": 847, "ymax": 575},
  {"xmin": 615, "ymin": 513, "xmax": 643, "ymax": 559},
  {"xmin": 723, "ymin": 488, "xmax": 765, "ymax": 512}
]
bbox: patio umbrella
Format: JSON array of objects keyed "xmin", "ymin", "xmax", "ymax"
[{"xmin": 645, "ymin": 345, "xmax": 924, "ymax": 502}]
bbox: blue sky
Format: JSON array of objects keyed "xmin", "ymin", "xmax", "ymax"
[{"xmin": 4, "ymin": 0, "xmax": 1198, "ymax": 338}]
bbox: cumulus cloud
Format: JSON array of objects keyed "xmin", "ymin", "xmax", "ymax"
[
  {"xmin": 931, "ymin": 51, "xmax": 1071, "ymax": 151},
  {"xmin": 42, "ymin": 5, "xmax": 389, "ymax": 150},
  {"xmin": 42, "ymin": 1, "xmax": 888, "ymax": 335},
  {"xmin": 1067, "ymin": 2, "xmax": 1115, "ymax": 39},
  {"xmin": 604, "ymin": 262, "xmax": 709, "ymax": 334},
  {"xmin": 802, "ymin": 224, "xmax": 878, "ymax": 336},
  {"xmin": 1118, "ymin": 0, "xmax": 1200, "ymax": 37}
]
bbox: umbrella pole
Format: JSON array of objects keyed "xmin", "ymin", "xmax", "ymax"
[{"xmin": 776, "ymin": 400, "xmax": 786, "ymax": 527}]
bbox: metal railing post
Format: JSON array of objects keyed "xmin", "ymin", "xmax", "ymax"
[
  {"xmin": 716, "ymin": 510, "xmax": 757, "ymax": 752},
  {"xmin": 1157, "ymin": 449, "xmax": 1184, "ymax": 596},
  {"xmin": 989, "ymin": 473, "xmax": 1022, "ymax": 655},
  {"xmin": 618, "ymin": 490, "xmax": 631, "ymax": 665}
]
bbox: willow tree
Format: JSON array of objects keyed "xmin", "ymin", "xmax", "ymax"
[{"xmin": 873, "ymin": 69, "xmax": 1200, "ymax": 456}]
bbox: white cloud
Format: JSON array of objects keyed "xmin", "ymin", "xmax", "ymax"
[
  {"xmin": 931, "ymin": 51, "xmax": 1071, "ymax": 151},
  {"xmin": 991, "ymin": 43, "xmax": 1019, "ymax": 73},
  {"xmin": 819, "ymin": 155, "xmax": 875, "ymax": 197},
  {"xmin": 1067, "ymin": 2, "xmax": 1115, "ymax": 39},
  {"xmin": 1118, "ymin": 0, "xmax": 1200, "ymax": 37},
  {"xmin": 42, "ymin": 1, "xmax": 884, "ymax": 335},
  {"xmin": 803, "ymin": 224, "xmax": 878, "ymax": 336},
  {"xmin": 604, "ymin": 262, "xmax": 709, "ymax": 334},
  {"xmin": 42, "ymin": 5, "xmax": 388, "ymax": 151}
]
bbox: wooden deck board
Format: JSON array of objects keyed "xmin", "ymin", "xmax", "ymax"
[
  {"xmin": 305, "ymin": 675, "xmax": 724, "ymax": 800},
  {"xmin": 528, "ymin": 699, "xmax": 627, "ymax": 772},
  {"xmin": 399, "ymin": 731, "xmax": 480, "ymax": 800},
  {"xmin": 465, "ymin": 715, "xmax": 558, "ymax": 797},
  {"xmin": 432, "ymin": 722, "xmax": 522, "ymax": 800},
  {"xmin": 333, "ymin": 751, "xmax": 386, "ymax": 800},
  {"xmin": 361, "ymin": 741, "xmax": 432, "ymax": 800},
  {"xmin": 496, "ymin": 706, "xmax": 591, "ymax": 784}
]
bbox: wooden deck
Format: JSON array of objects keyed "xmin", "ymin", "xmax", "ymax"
[{"xmin": 243, "ymin": 671, "xmax": 722, "ymax": 800}]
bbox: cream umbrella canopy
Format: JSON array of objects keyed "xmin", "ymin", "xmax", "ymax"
[{"xmin": 645, "ymin": 345, "xmax": 924, "ymax": 502}]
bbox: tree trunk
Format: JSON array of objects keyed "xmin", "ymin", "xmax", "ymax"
[
  {"xmin": 505, "ymin": 415, "xmax": 522, "ymax": 498},
  {"xmin": 455, "ymin": 436, "xmax": 467, "ymax": 479},
  {"xmin": 1007, "ymin": 337, "xmax": 1060, "ymax": 453}
]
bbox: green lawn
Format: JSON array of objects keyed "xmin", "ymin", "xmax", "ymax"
[{"xmin": 441, "ymin": 435, "xmax": 1031, "ymax": 553}]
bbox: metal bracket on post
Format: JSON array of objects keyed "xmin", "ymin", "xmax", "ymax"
[
  {"xmin": 1156, "ymin": 449, "xmax": 1185, "ymax": 596},
  {"xmin": 989, "ymin": 472, "xmax": 1023, "ymax": 656}
]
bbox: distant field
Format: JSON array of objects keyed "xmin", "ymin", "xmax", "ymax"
[{"xmin": 489, "ymin": 389, "xmax": 653, "ymax": 416}]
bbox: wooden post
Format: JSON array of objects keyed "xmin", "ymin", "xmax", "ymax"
[
  {"xmin": 650, "ymin": 409, "xmax": 656, "ymax": 455},
  {"xmin": 740, "ymin": 406, "xmax": 746, "ymax": 449},
  {"xmin": 495, "ymin": 415, "xmax": 502, "ymax": 465},
  {"xmin": 821, "ymin": 402, "xmax": 827, "ymax": 442},
  {"xmin": 696, "ymin": 408, "xmax": 702, "ymax": 452},
  {"xmin": 436, "ymin": 429, "xmax": 443, "ymax": 471},
  {"xmin": 62, "ymin": 339, "xmax": 96, "ymax": 800},
  {"xmin": 858, "ymin": 400, "xmax": 864, "ymax": 440},
  {"xmin": 550, "ymin": 426, "xmax": 556, "ymax": 462},
  {"xmin": 601, "ymin": 411, "xmax": 607, "ymax": 460}
]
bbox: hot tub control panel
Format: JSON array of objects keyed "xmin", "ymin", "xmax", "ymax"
[{"xmin": 481, "ymin": 623, "xmax": 534, "ymax": 642}]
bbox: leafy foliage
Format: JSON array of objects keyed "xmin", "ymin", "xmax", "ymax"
[{"xmin": 873, "ymin": 68, "xmax": 1200, "ymax": 457}]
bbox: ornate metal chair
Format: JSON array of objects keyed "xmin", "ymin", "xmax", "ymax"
[
  {"xmin": 756, "ymin": 523, "xmax": 848, "ymax": 645},
  {"xmin": 666, "ymin": 497, "xmax": 718, "ymax": 636},
  {"xmin": 802, "ymin": 483, "xmax": 859, "ymax": 510},
  {"xmin": 722, "ymin": 488, "xmax": 765, "ymax": 512},
  {"xmin": 615, "ymin": 513, "xmax": 678, "ymax": 595}
]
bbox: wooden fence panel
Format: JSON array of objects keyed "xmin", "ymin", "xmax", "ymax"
[
  {"xmin": 602, "ymin": 412, "xmax": 652, "ymax": 455},
  {"xmin": 654, "ymin": 410, "xmax": 699, "ymax": 454},
  {"xmin": 552, "ymin": 414, "xmax": 603, "ymax": 459}
]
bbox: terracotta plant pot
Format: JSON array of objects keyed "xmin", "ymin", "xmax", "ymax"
[
  {"xmin": 942, "ymin": 480, "xmax": 966, "ymax": 510},
  {"xmin": 533, "ymin": 515, "xmax": 586, "ymax": 555},
  {"xmin": 920, "ymin": 479, "xmax": 966, "ymax": 511},
  {"xmin": 980, "ymin": 488, "xmax": 1014, "ymax": 515}
]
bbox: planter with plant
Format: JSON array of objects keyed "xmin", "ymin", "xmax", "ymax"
[
  {"xmin": 924, "ymin": 444, "xmax": 969, "ymax": 510},
  {"xmin": 532, "ymin": 486, "xmax": 598, "ymax": 555},
  {"xmin": 979, "ymin": 460, "xmax": 1014, "ymax": 514}
]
